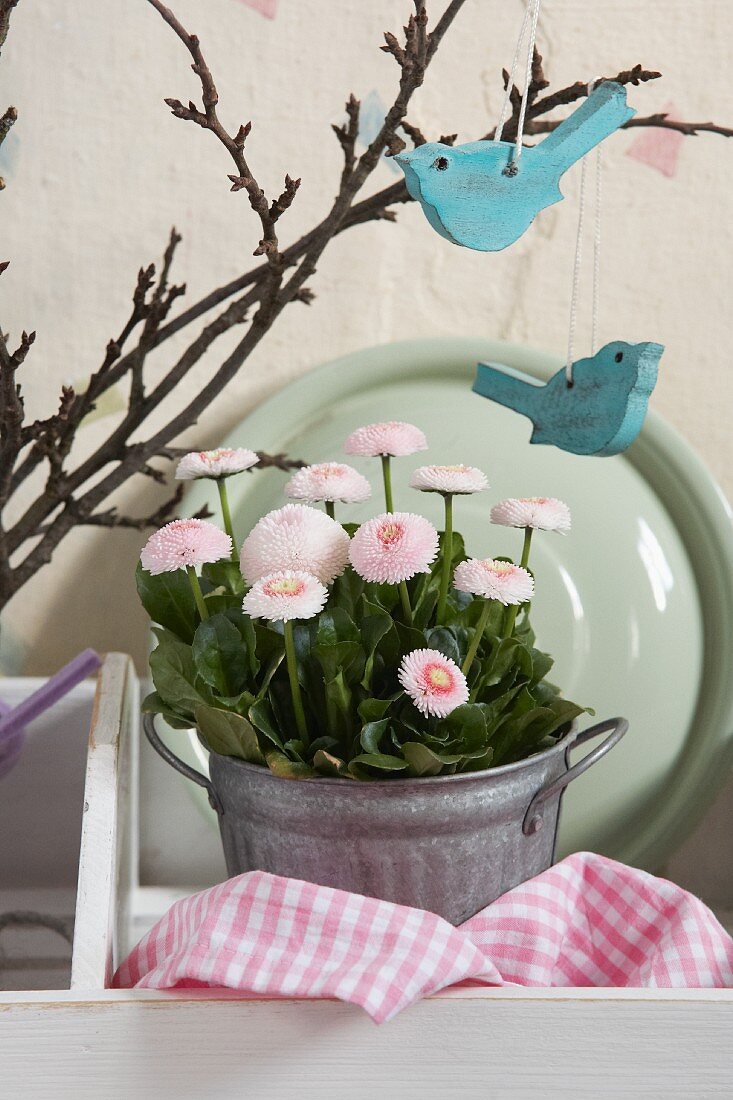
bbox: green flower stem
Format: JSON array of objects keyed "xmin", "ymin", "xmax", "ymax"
[
  {"xmin": 520, "ymin": 526, "xmax": 533, "ymax": 569},
  {"xmin": 216, "ymin": 479, "xmax": 238, "ymax": 561},
  {"xmin": 325, "ymin": 500, "xmax": 335, "ymax": 520},
  {"xmin": 381, "ymin": 455, "xmax": 394, "ymax": 513},
  {"xmin": 503, "ymin": 603, "xmax": 519, "ymax": 639},
  {"xmin": 186, "ymin": 566, "xmax": 209, "ymax": 620},
  {"xmin": 284, "ymin": 619, "xmax": 309, "ymax": 744},
  {"xmin": 436, "ymin": 493, "xmax": 454, "ymax": 625},
  {"xmin": 462, "ymin": 599, "xmax": 493, "ymax": 676},
  {"xmin": 398, "ymin": 580, "xmax": 413, "ymax": 626},
  {"xmin": 504, "ymin": 527, "xmax": 534, "ymax": 638}
]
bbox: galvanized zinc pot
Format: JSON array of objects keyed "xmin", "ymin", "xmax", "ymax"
[{"xmin": 144, "ymin": 714, "xmax": 627, "ymax": 925}]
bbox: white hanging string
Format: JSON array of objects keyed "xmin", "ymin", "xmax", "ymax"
[
  {"xmin": 494, "ymin": 3, "xmax": 532, "ymax": 143},
  {"xmin": 512, "ymin": 0, "xmax": 541, "ymax": 163},
  {"xmin": 493, "ymin": 0, "xmax": 542, "ymax": 167},
  {"xmin": 566, "ymin": 84, "xmax": 603, "ymax": 385},
  {"xmin": 591, "ymin": 145, "xmax": 602, "ymax": 356}
]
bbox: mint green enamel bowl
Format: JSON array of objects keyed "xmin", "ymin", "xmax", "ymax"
[{"xmin": 171, "ymin": 337, "xmax": 733, "ymax": 870}]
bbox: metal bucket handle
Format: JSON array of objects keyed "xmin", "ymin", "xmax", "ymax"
[
  {"xmin": 522, "ymin": 717, "xmax": 629, "ymax": 837},
  {"xmin": 143, "ymin": 713, "xmax": 223, "ymax": 814}
]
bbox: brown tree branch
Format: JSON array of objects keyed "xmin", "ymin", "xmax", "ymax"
[
  {"xmin": 2, "ymin": 1, "xmax": 733, "ymax": 609},
  {"xmin": 148, "ymin": 0, "xmax": 287, "ymax": 270},
  {"xmin": 0, "ymin": 0, "xmax": 19, "ymax": 56},
  {"xmin": 0, "ymin": 0, "xmax": 20, "ymax": 189}
]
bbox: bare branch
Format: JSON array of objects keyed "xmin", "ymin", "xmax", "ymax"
[
  {"xmin": 0, "ymin": 0, "xmax": 19, "ymax": 56},
  {"xmin": 148, "ymin": 0, "xmax": 288, "ymax": 268},
  {"xmin": 3, "ymin": 1, "xmax": 733, "ymax": 609}
]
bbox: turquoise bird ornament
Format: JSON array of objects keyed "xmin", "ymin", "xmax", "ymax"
[
  {"xmin": 472, "ymin": 341, "xmax": 664, "ymax": 456},
  {"xmin": 394, "ymin": 82, "xmax": 634, "ymax": 251}
]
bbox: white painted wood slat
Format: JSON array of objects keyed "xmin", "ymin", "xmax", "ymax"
[{"xmin": 70, "ymin": 653, "xmax": 138, "ymax": 989}]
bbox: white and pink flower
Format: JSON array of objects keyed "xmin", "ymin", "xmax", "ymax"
[
  {"xmin": 175, "ymin": 448, "xmax": 259, "ymax": 480},
  {"xmin": 344, "ymin": 421, "xmax": 428, "ymax": 458},
  {"xmin": 490, "ymin": 497, "xmax": 571, "ymax": 534},
  {"xmin": 140, "ymin": 519, "xmax": 232, "ymax": 575},
  {"xmin": 243, "ymin": 570, "xmax": 327, "ymax": 622},
  {"xmin": 398, "ymin": 648, "xmax": 469, "ymax": 718},
  {"xmin": 240, "ymin": 503, "xmax": 350, "ymax": 586},
  {"xmin": 348, "ymin": 512, "xmax": 439, "ymax": 584},
  {"xmin": 454, "ymin": 558, "xmax": 534, "ymax": 606},
  {"xmin": 410, "ymin": 464, "xmax": 488, "ymax": 496},
  {"xmin": 285, "ymin": 462, "xmax": 371, "ymax": 504}
]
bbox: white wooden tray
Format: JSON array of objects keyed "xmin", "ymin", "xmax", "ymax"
[{"xmin": 1, "ymin": 654, "xmax": 731, "ymax": 1099}]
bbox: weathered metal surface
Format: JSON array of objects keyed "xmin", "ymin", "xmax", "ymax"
[{"xmin": 144, "ymin": 715, "xmax": 627, "ymax": 925}]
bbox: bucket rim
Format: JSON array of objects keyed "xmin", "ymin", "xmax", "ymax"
[{"xmin": 204, "ymin": 720, "xmax": 581, "ymax": 790}]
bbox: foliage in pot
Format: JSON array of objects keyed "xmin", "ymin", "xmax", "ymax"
[{"xmin": 138, "ymin": 426, "xmax": 590, "ymax": 780}]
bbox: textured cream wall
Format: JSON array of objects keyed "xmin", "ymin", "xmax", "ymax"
[{"xmin": 0, "ymin": 0, "xmax": 731, "ymax": 673}]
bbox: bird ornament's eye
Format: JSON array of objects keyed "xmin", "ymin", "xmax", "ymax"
[
  {"xmin": 615, "ymin": 351, "xmax": 624, "ymax": 363},
  {"xmin": 432, "ymin": 155, "xmax": 449, "ymax": 171}
]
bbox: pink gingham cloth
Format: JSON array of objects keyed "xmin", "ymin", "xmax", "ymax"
[{"xmin": 114, "ymin": 853, "xmax": 733, "ymax": 1022}]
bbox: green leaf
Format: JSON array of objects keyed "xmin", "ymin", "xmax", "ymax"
[
  {"xmin": 195, "ymin": 703, "xmax": 265, "ymax": 764},
  {"xmin": 529, "ymin": 647, "xmax": 554, "ymax": 683},
  {"xmin": 266, "ymin": 751, "xmax": 316, "ymax": 780},
  {"xmin": 358, "ymin": 696, "xmax": 395, "ymax": 723},
  {"xmin": 313, "ymin": 749, "xmax": 352, "ymax": 778},
  {"xmin": 314, "ymin": 639, "xmax": 364, "ymax": 684},
  {"xmin": 249, "ymin": 698, "xmax": 285, "ymax": 750},
  {"xmin": 348, "ymin": 753, "xmax": 409, "ymax": 775},
  {"xmin": 442, "ymin": 703, "xmax": 488, "ymax": 751},
  {"xmin": 458, "ymin": 745, "xmax": 494, "ymax": 772},
  {"xmin": 136, "ymin": 562, "xmax": 198, "ymax": 642},
  {"xmin": 402, "ymin": 741, "xmax": 463, "ymax": 777},
  {"xmin": 316, "ymin": 607, "xmax": 359, "ymax": 645},
  {"xmin": 330, "ymin": 566, "xmax": 364, "ymax": 616},
  {"xmin": 192, "ymin": 613, "xmax": 251, "ymax": 697},
  {"xmin": 323, "ymin": 669, "xmax": 353, "ymax": 741},
  {"xmin": 395, "ymin": 620, "xmax": 428, "ymax": 658},
  {"xmin": 149, "ymin": 633, "xmax": 212, "ymax": 718},
  {"xmin": 141, "ymin": 690, "xmax": 193, "ymax": 730},
  {"xmin": 425, "ymin": 626, "xmax": 461, "ymax": 666},
  {"xmin": 224, "ymin": 608, "xmax": 260, "ymax": 680},
  {"xmin": 360, "ymin": 598, "xmax": 394, "ymax": 655},
  {"xmin": 202, "ymin": 559, "xmax": 245, "ymax": 595},
  {"xmin": 360, "ymin": 718, "xmax": 390, "ymax": 754},
  {"xmin": 255, "ymin": 651, "xmax": 284, "ymax": 701}
]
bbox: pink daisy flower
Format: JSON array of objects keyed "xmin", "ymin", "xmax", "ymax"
[
  {"xmin": 349, "ymin": 512, "xmax": 439, "ymax": 584},
  {"xmin": 490, "ymin": 497, "xmax": 571, "ymax": 534},
  {"xmin": 240, "ymin": 503, "xmax": 350, "ymax": 586},
  {"xmin": 285, "ymin": 462, "xmax": 371, "ymax": 504},
  {"xmin": 140, "ymin": 519, "xmax": 232, "ymax": 575},
  {"xmin": 243, "ymin": 570, "xmax": 327, "ymax": 622},
  {"xmin": 175, "ymin": 447, "xmax": 259, "ymax": 480},
  {"xmin": 398, "ymin": 648, "xmax": 469, "ymax": 718},
  {"xmin": 410, "ymin": 464, "xmax": 488, "ymax": 495},
  {"xmin": 454, "ymin": 558, "xmax": 534, "ymax": 605},
  {"xmin": 344, "ymin": 421, "xmax": 428, "ymax": 458}
]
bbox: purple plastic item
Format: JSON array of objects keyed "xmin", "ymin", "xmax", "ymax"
[{"xmin": 0, "ymin": 649, "xmax": 102, "ymax": 780}]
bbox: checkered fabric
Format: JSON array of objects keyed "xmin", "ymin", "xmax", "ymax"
[{"xmin": 114, "ymin": 853, "xmax": 733, "ymax": 1022}]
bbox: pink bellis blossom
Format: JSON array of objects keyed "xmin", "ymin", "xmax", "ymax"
[
  {"xmin": 398, "ymin": 649, "xmax": 469, "ymax": 718},
  {"xmin": 454, "ymin": 558, "xmax": 534, "ymax": 606},
  {"xmin": 240, "ymin": 503, "xmax": 350, "ymax": 586},
  {"xmin": 344, "ymin": 421, "xmax": 428, "ymax": 458},
  {"xmin": 243, "ymin": 570, "xmax": 328, "ymax": 623},
  {"xmin": 140, "ymin": 519, "xmax": 232, "ymax": 575},
  {"xmin": 410, "ymin": 464, "xmax": 488, "ymax": 495},
  {"xmin": 490, "ymin": 497, "xmax": 571, "ymax": 534},
  {"xmin": 348, "ymin": 512, "xmax": 438, "ymax": 584},
  {"xmin": 175, "ymin": 448, "xmax": 259, "ymax": 480},
  {"xmin": 285, "ymin": 462, "xmax": 371, "ymax": 504}
]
